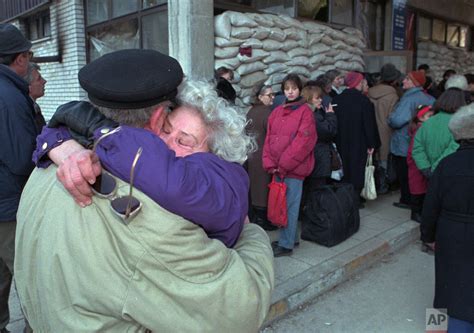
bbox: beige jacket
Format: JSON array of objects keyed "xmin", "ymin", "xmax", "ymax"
[
  {"xmin": 15, "ymin": 166, "xmax": 274, "ymax": 332},
  {"xmin": 368, "ymin": 84, "xmax": 399, "ymax": 162}
]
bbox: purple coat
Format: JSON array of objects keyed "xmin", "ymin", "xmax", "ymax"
[{"xmin": 34, "ymin": 126, "xmax": 248, "ymax": 247}]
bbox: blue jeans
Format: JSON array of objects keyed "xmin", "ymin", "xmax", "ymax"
[
  {"xmin": 448, "ymin": 316, "xmax": 474, "ymax": 333},
  {"xmin": 277, "ymin": 177, "xmax": 303, "ymax": 249}
]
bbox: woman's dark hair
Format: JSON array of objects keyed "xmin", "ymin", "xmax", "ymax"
[
  {"xmin": 442, "ymin": 69, "xmax": 456, "ymax": 80},
  {"xmin": 325, "ymin": 69, "xmax": 341, "ymax": 83},
  {"xmin": 281, "ymin": 73, "xmax": 303, "ymax": 92},
  {"xmin": 214, "ymin": 66, "xmax": 234, "ymax": 81},
  {"xmin": 433, "ymin": 88, "xmax": 467, "ymax": 114},
  {"xmin": 464, "ymin": 73, "xmax": 474, "ymax": 85}
]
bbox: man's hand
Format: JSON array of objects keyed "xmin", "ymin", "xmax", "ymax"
[{"xmin": 56, "ymin": 150, "xmax": 102, "ymax": 207}]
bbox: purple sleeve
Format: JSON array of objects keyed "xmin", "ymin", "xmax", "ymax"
[
  {"xmin": 94, "ymin": 126, "xmax": 248, "ymax": 247},
  {"xmin": 33, "ymin": 126, "xmax": 72, "ymax": 168}
]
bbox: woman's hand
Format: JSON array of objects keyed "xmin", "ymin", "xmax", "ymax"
[
  {"xmin": 367, "ymin": 148, "xmax": 374, "ymax": 155},
  {"xmin": 326, "ymin": 104, "xmax": 335, "ymax": 113}
]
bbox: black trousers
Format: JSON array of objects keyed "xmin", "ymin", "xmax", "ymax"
[
  {"xmin": 392, "ymin": 155, "xmax": 411, "ymax": 204},
  {"xmin": 411, "ymin": 193, "xmax": 425, "ymax": 214}
]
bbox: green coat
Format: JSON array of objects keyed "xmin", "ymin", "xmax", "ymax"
[
  {"xmin": 15, "ymin": 166, "xmax": 274, "ymax": 332},
  {"xmin": 412, "ymin": 111, "xmax": 459, "ymax": 172}
]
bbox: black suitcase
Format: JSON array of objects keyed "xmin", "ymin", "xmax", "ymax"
[{"xmin": 301, "ymin": 183, "xmax": 360, "ymax": 247}]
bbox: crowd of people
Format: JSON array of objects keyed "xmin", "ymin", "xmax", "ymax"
[{"xmin": 0, "ymin": 22, "xmax": 473, "ymax": 332}]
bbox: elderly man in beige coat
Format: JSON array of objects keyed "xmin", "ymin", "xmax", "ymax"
[{"xmin": 14, "ymin": 50, "xmax": 274, "ymax": 332}]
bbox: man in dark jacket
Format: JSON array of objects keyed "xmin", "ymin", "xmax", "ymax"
[
  {"xmin": 333, "ymin": 72, "xmax": 381, "ymax": 207},
  {"xmin": 0, "ymin": 24, "xmax": 36, "ymax": 332}
]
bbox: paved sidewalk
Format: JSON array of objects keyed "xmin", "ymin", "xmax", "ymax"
[
  {"xmin": 7, "ymin": 191, "xmax": 419, "ymax": 332},
  {"xmin": 263, "ymin": 190, "xmax": 420, "ymax": 326}
]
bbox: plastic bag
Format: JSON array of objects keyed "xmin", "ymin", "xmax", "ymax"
[
  {"xmin": 361, "ymin": 153, "xmax": 377, "ymax": 200},
  {"xmin": 267, "ymin": 175, "xmax": 288, "ymax": 227}
]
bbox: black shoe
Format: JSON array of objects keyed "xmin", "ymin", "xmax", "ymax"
[
  {"xmin": 273, "ymin": 245, "xmax": 293, "ymax": 257},
  {"xmin": 272, "ymin": 241, "xmax": 299, "ymax": 249},
  {"xmin": 253, "ymin": 217, "xmax": 278, "ymax": 231},
  {"xmin": 393, "ymin": 202, "xmax": 411, "ymax": 210},
  {"xmin": 411, "ymin": 211, "xmax": 422, "ymax": 223},
  {"xmin": 1, "ymin": 328, "xmax": 11, "ymax": 333}
]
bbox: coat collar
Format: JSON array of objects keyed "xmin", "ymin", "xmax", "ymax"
[{"xmin": 0, "ymin": 64, "xmax": 29, "ymax": 95}]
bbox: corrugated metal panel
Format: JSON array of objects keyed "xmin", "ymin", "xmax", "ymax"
[{"xmin": 0, "ymin": 0, "xmax": 50, "ymax": 22}]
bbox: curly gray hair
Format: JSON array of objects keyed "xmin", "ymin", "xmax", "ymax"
[{"xmin": 176, "ymin": 79, "xmax": 256, "ymax": 164}]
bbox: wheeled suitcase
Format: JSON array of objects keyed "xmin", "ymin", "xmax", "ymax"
[{"xmin": 301, "ymin": 183, "xmax": 360, "ymax": 247}]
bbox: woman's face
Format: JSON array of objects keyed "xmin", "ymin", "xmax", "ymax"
[
  {"xmin": 333, "ymin": 75, "xmax": 344, "ymax": 88},
  {"xmin": 160, "ymin": 106, "xmax": 210, "ymax": 157},
  {"xmin": 284, "ymin": 82, "xmax": 300, "ymax": 101},
  {"xmin": 258, "ymin": 88, "xmax": 274, "ymax": 106},
  {"xmin": 312, "ymin": 94, "xmax": 322, "ymax": 109}
]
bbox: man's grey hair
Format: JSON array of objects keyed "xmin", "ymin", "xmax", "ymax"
[
  {"xmin": 177, "ymin": 79, "xmax": 256, "ymax": 164},
  {"xmin": 448, "ymin": 103, "xmax": 474, "ymax": 141},
  {"xmin": 23, "ymin": 62, "xmax": 40, "ymax": 84},
  {"xmin": 445, "ymin": 74, "xmax": 468, "ymax": 91},
  {"xmin": 95, "ymin": 104, "xmax": 160, "ymax": 128}
]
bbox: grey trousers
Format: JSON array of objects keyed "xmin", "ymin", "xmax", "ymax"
[{"xmin": 0, "ymin": 221, "xmax": 15, "ymax": 330}]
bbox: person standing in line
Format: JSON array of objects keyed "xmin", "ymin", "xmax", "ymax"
[
  {"xmin": 388, "ymin": 71, "xmax": 435, "ymax": 209},
  {"xmin": 246, "ymin": 84, "xmax": 276, "ymax": 231},
  {"xmin": 332, "ymin": 72, "xmax": 381, "ymax": 208},
  {"xmin": 23, "ymin": 62, "xmax": 47, "ymax": 130},
  {"xmin": 421, "ymin": 103, "xmax": 474, "ymax": 332},
  {"xmin": 407, "ymin": 105, "xmax": 434, "ymax": 223},
  {"xmin": 301, "ymin": 85, "xmax": 337, "ymax": 190},
  {"xmin": 263, "ymin": 74, "xmax": 317, "ymax": 257},
  {"xmin": 0, "ymin": 23, "xmax": 36, "ymax": 333},
  {"xmin": 326, "ymin": 69, "xmax": 345, "ymax": 98},
  {"xmin": 368, "ymin": 63, "xmax": 401, "ymax": 194}
]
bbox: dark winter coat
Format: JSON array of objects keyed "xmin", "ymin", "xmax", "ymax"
[
  {"xmin": 333, "ymin": 88, "xmax": 381, "ymax": 190},
  {"xmin": 246, "ymin": 103, "xmax": 272, "ymax": 208},
  {"xmin": 421, "ymin": 142, "xmax": 474, "ymax": 323},
  {"xmin": 0, "ymin": 64, "xmax": 38, "ymax": 222},
  {"xmin": 311, "ymin": 107, "xmax": 337, "ymax": 179}
]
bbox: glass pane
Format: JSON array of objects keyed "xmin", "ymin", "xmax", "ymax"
[
  {"xmin": 331, "ymin": 0, "xmax": 353, "ymax": 26},
  {"xmin": 142, "ymin": 11, "xmax": 169, "ymax": 54},
  {"xmin": 89, "ymin": 19, "xmax": 139, "ymax": 61},
  {"xmin": 43, "ymin": 14, "xmax": 51, "ymax": 37},
  {"xmin": 87, "ymin": 0, "xmax": 109, "ymax": 25},
  {"xmin": 298, "ymin": 0, "xmax": 328, "ymax": 21},
  {"xmin": 447, "ymin": 25, "xmax": 459, "ymax": 47},
  {"xmin": 112, "ymin": 0, "xmax": 139, "ymax": 18},
  {"xmin": 28, "ymin": 18, "xmax": 39, "ymax": 40},
  {"xmin": 418, "ymin": 16, "xmax": 431, "ymax": 40},
  {"xmin": 143, "ymin": 0, "xmax": 167, "ymax": 8},
  {"xmin": 460, "ymin": 26, "xmax": 468, "ymax": 48},
  {"xmin": 432, "ymin": 19, "xmax": 446, "ymax": 43}
]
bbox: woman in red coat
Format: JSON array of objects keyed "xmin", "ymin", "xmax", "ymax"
[
  {"xmin": 262, "ymin": 74, "xmax": 317, "ymax": 257},
  {"xmin": 407, "ymin": 105, "xmax": 433, "ymax": 222}
]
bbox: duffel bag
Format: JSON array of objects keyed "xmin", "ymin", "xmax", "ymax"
[{"xmin": 301, "ymin": 183, "xmax": 360, "ymax": 247}]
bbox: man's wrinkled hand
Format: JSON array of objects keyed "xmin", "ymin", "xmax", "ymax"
[{"xmin": 56, "ymin": 150, "xmax": 102, "ymax": 207}]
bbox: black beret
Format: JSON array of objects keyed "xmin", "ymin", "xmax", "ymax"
[
  {"xmin": 79, "ymin": 49, "xmax": 184, "ymax": 109},
  {"xmin": 0, "ymin": 23, "xmax": 32, "ymax": 56}
]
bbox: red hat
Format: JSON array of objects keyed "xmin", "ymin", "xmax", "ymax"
[
  {"xmin": 345, "ymin": 72, "xmax": 364, "ymax": 89},
  {"xmin": 407, "ymin": 71, "xmax": 426, "ymax": 87},
  {"xmin": 416, "ymin": 105, "xmax": 432, "ymax": 119}
]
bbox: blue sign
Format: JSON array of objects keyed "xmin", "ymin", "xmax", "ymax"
[{"xmin": 392, "ymin": 0, "xmax": 407, "ymax": 50}]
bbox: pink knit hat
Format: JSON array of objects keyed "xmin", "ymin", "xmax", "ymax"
[{"xmin": 345, "ymin": 72, "xmax": 364, "ymax": 89}]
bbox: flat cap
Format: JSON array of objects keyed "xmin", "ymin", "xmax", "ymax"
[
  {"xmin": 79, "ymin": 49, "xmax": 184, "ymax": 109},
  {"xmin": 0, "ymin": 23, "xmax": 32, "ymax": 56}
]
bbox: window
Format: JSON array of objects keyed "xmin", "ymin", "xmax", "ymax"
[
  {"xmin": 432, "ymin": 19, "xmax": 446, "ymax": 43},
  {"xmin": 297, "ymin": 0, "xmax": 329, "ymax": 22},
  {"xmin": 330, "ymin": 0, "xmax": 353, "ymax": 26},
  {"xmin": 447, "ymin": 24, "xmax": 460, "ymax": 47},
  {"xmin": 85, "ymin": 0, "xmax": 168, "ymax": 61},
  {"xmin": 417, "ymin": 16, "xmax": 431, "ymax": 41},
  {"xmin": 25, "ymin": 9, "xmax": 51, "ymax": 41}
]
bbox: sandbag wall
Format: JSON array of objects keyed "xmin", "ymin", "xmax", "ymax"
[
  {"xmin": 417, "ymin": 41, "xmax": 474, "ymax": 82},
  {"xmin": 214, "ymin": 11, "xmax": 367, "ymax": 108}
]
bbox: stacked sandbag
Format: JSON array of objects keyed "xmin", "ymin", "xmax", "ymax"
[
  {"xmin": 417, "ymin": 41, "xmax": 474, "ymax": 82},
  {"xmin": 214, "ymin": 11, "xmax": 367, "ymax": 108}
]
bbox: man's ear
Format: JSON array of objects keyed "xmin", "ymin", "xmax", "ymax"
[{"xmin": 148, "ymin": 105, "xmax": 167, "ymax": 135}]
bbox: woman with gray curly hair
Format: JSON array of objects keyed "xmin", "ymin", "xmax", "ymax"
[{"xmin": 35, "ymin": 79, "xmax": 255, "ymax": 248}]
